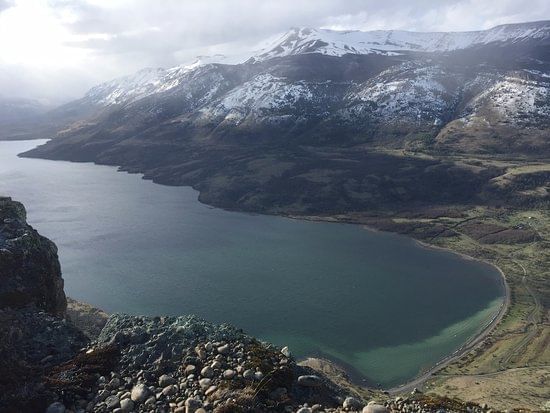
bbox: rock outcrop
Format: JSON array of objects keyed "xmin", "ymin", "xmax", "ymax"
[
  {"xmin": 0, "ymin": 197, "xmax": 66, "ymax": 316},
  {"xmin": 0, "ymin": 197, "xmax": 86, "ymax": 413}
]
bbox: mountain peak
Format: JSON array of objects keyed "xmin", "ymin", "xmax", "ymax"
[{"xmin": 253, "ymin": 21, "xmax": 550, "ymax": 62}]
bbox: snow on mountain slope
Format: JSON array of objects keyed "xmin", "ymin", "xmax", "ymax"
[
  {"xmin": 81, "ymin": 21, "xmax": 550, "ymax": 111},
  {"xmin": 197, "ymin": 73, "xmax": 336, "ymax": 127},
  {"xmin": 217, "ymin": 74, "xmax": 313, "ymax": 111},
  {"xmin": 464, "ymin": 75, "xmax": 550, "ymax": 124},
  {"xmin": 85, "ymin": 68, "xmax": 166, "ymax": 105},
  {"xmin": 84, "ymin": 62, "xmax": 223, "ymax": 106},
  {"xmin": 341, "ymin": 63, "xmax": 459, "ymax": 124},
  {"xmin": 254, "ymin": 21, "xmax": 550, "ymax": 61}
]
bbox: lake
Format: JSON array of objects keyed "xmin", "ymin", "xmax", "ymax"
[{"xmin": 0, "ymin": 139, "xmax": 504, "ymax": 387}]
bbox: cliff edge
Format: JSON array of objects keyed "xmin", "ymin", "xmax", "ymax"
[{"xmin": 0, "ymin": 197, "xmax": 66, "ymax": 316}]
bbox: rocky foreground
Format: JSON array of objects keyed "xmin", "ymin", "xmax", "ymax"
[{"xmin": 0, "ymin": 197, "xmax": 507, "ymax": 412}]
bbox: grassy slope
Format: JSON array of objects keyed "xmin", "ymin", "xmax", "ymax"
[{"xmin": 420, "ymin": 208, "xmax": 549, "ymax": 412}]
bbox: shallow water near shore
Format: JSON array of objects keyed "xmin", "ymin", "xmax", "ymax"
[{"xmin": 0, "ymin": 140, "xmax": 505, "ymax": 387}]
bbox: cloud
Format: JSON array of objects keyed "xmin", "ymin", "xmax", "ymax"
[
  {"xmin": 0, "ymin": 0, "xmax": 14, "ymax": 13},
  {"xmin": 1, "ymin": 0, "xmax": 550, "ymax": 103}
]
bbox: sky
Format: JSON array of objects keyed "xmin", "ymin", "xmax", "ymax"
[{"xmin": 0, "ymin": 0, "xmax": 549, "ymax": 105}]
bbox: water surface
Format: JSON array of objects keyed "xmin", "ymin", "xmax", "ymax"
[{"xmin": 0, "ymin": 140, "xmax": 504, "ymax": 387}]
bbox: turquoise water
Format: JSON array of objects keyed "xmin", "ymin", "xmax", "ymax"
[{"xmin": 0, "ymin": 140, "xmax": 504, "ymax": 387}]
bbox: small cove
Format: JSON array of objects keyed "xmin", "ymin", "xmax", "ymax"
[{"xmin": 0, "ymin": 139, "xmax": 505, "ymax": 388}]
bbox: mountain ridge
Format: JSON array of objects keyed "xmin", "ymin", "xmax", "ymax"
[
  {"xmin": 14, "ymin": 19, "xmax": 550, "ymax": 216},
  {"xmin": 253, "ymin": 20, "xmax": 550, "ymax": 61},
  {"xmin": 64, "ymin": 20, "xmax": 550, "ymax": 110}
]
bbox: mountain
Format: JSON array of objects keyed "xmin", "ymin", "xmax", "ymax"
[
  {"xmin": 19, "ymin": 21, "xmax": 550, "ymax": 215},
  {"xmin": 253, "ymin": 21, "xmax": 550, "ymax": 60},
  {"xmin": 0, "ymin": 97, "xmax": 53, "ymax": 140},
  {"xmin": 0, "ymin": 96, "xmax": 49, "ymax": 123}
]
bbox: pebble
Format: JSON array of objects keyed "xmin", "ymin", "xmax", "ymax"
[
  {"xmin": 46, "ymin": 402, "xmax": 66, "ymax": 413},
  {"xmin": 281, "ymin": 346, "xmax": 291, "ymax": 358},
  {"xmin": 363, "ymin": 402, "xmax": 389, "ymax": 413},
  {"xmin": 119, "ymin": 398, "xmax": 134, "ymax": 412},
  {"xmin": 104, "ymin": 395, "xmax": 120, "ymax": 409},
  {"xmin": 205, "ymin": 385, "xmax": 217, "ymax": 396},
  {"xmin": 144, "ymin": 396, "xmax": 156, "ymax": 406},
  {"xmin": 162, "ymin": 384, "xmax": 177, "ymax": 396},
  {"xmin": 159, "ymin": 373, "xmax": 176, "ymax": 387},
  {"xmin": 223, "ymin": 369, "xmax": 236, "ymax": 379},
  {"xmin": 108, "ymin": 377, "xmax": 121, "ymax": 388},
  {"xmin": 95, "ymin": 389, "xmax": 109, "ymax": 402},
  {"xmin": 254, "ymin": 371, "xmax": 264, "ymax": 380},
  {"xmin": 200, "ymin": 365, "xmax": 214, "ymax": 378},
  {"xmin": 243, "ymin": 369, "xmax": 255, "ymax": 380},
  {"xmin": 199, "ymin": 378, "xmax": 212, "ymax": 389},
  {"xmin": 217, "ymin": 343, "xmax": 230, "ymax": 354},
  {"xmin": 130, "ymin": 383, "xmax": 150, "ymax": 403},
  {"xmin": 297, "ymin": 375, "xmax": 322, "ymax": 387},
  {"xmin": 343, "ymin": 396, "xmax": 362, "ymax": 410},
  {"xmin": 195, "ymin": 345, "xmax": 206, "ymax": 359},
  {"xmin": 185, "ymin": 397, "xmax": 203, "ymax": 413}
]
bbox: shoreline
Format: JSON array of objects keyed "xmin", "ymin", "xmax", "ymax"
[
  {"xmin": 285, "ymin": 214, "xmax": 511, "ymax": 394},
  {"xmin": 9, "ymin": 141, "xmax": 513, "ymax": 397}
]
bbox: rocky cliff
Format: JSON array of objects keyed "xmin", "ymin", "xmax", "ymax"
[
  {"xmin": 0, "ymin": 197, "xmax": 67, "ymax": 316},
  {"xmin": 0, "ymin": 198, "xmax": 88, "ymax": 412}
]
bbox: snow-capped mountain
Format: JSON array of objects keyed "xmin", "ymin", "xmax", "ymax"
[
  {"xmin": 18, "ymin": 20, "xmax": 549, "ymax": 215},
  {"xmin": 22, "ymin": 20, "xmax": 550, "ymax": 163},
  {"xmin": 253, "ymin": 21, "xmax": 550, "ymax": 61},
  {"xmin": 72, "ymin": 20, "xmax": 549, "ymax": 113}
]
